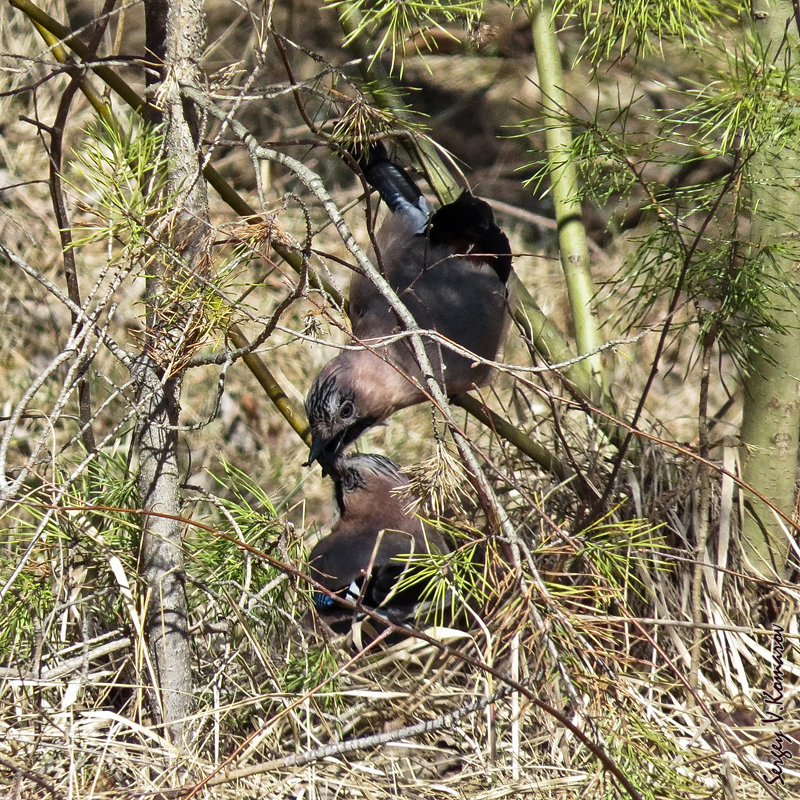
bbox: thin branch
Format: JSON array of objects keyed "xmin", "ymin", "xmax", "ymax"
[
  {"xmin": 46, "ymin": 70, "xmax": 97, "ymax": 454},
  {"xmin": 593, "ymin": 150, "xmax": 746, "ymax": 515},
  {"xmin": 0, "ymin": 243, "xmax": 132, "ymax": 367}
]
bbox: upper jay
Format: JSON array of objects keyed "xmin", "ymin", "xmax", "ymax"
[
  {"xmin": 305, "ymin": 142, "xmax": 513, "ymax": 470},
  {"xmin": 307, "ymin": 453, "xmax": 449, "ymax": 622}
]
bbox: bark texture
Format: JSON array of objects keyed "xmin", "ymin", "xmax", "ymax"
[
  {"xmin": 738, "ymin": 0, "xmax": 800, "ymax": 580},
  {"xmin": 136, "ymin": 0, "xmax": 209, "ymax": 743}
]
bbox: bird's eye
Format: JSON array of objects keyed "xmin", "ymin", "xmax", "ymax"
[{"xmin": 339, "ymin": 400, "xmax": 355, "ymax": 419}]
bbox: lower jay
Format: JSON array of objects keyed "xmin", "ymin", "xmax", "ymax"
[{"xmin": 307, "ymin": 453, "xmax": 449, "ymax": 624}]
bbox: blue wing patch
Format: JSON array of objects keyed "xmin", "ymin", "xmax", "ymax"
[{"xmin": 313, "ymin": 591, "xmax": 336, "ymax": 610}]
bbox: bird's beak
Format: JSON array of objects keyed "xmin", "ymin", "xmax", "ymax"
[
  {"xmin": 307, "ymin": 435, "xmax": 327, "ymax": 467},
  {"xmin": 306, "ymin": 433, "xmax": 341, "ymax": 476},
  {"xmin": 305, "ymin": 417, "xmax": 377, "ymax": 471}
]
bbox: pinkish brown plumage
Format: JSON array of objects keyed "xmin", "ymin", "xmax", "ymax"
[
  {"xmin": 308, "ymin": 454, "xmax": 448, "ymax": 617},
  {"xmin": 305, "ymin": 143, "xmax": 513, "ymax": 470}
]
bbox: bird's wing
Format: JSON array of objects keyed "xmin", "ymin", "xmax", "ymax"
[{"xmin": 349, "ymin": 232, "xmax": 510, "ymax": 393}]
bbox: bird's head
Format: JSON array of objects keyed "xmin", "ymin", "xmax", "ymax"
[
  {"xmin": 304, "ymin": 361, "xmax": 379, "ymax": 471},
  {"xmin": 328, "ymin": 453, "xmax": 408, "ymax": 518}
]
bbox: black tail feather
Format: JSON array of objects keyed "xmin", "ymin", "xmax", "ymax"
[
  {"xmin": 351, "ymin": 141, "xmax": 431, "ymax": 230},
  {"xmin": 360, "ymin": 142, "xmax": 422, "ymax": 207}
]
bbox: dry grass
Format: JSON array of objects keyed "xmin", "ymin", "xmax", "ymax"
[{"xmin": 0, "ymin": 2, "xmax": 798, "ymax": 799}]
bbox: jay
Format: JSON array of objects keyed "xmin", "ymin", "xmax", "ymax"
[
  {"xmin": 307, "ymin": 453, "xmax": 449, "ymax": 623},
  {"xmin": 305, "ymin": 143, "xmax": 513, "ymax": 470}
]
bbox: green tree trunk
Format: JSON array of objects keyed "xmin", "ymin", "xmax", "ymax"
[
  {"xmin": 529, "ymin": 1, "xmax": 604, "ymax": 394},
  {"xmin": 738, "ymin": 0, "xmax": 800, "ymax": 580}
]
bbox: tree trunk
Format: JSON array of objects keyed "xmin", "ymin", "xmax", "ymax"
[
  {"xmin": 739, "ymin": 0, "xmax": 800, "ymax": 580},
  {"xmin": 529, "ymin": 1, "xmax": 604, "ymax": 393},
  {"xmin": 136, "ymin": 0, "xmax": 210, "ymax": 744}
]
